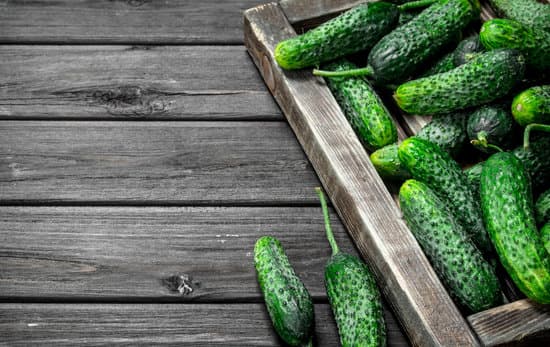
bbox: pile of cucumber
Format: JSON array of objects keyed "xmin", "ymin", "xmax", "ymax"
[{"xmin": 255, "ymin": 0, "xmax": 550, "ymax": 345}]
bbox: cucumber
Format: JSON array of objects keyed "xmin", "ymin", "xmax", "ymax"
[
  {"xmin": 488, "ymin": 0, "xmax": 550, "ymax": 31},
  {"xmin": 536, "ymin": 190, "xmax": 550, "ymax": 225},
  {"xmin": 464, "ymin": 162, "xmax": 484, "ymax": 197},
  {"xmin": 274, "ymin": 2, "xmax": 399, "ymax": 70},
  {"xmin": 394, "ymin": 49, "xmax": 525, "ymax": 115},
  {"xmin": 512, "ymin": 85, "xmax": 550, "ymax": 127},
  {"xmin": 467, "ymin": 105, "xmax": 514, "ymax": 153},
  {"xmin": 370, "ymin": 143, "xmax": 411, "ymax": 181},
  {"xmin": 316, "ymin": 188, "xmax": 386, "ymax": 347},
  {"xmin": 398, "ymin": 137, "xmax": 493, "ymax": 254},
  {"xmin": 400, "ymin": 179, "xmax": 501, "ymax": 313},
  {"xmin": 254, "ymin": 236, "xmax": 314, "ymax": 346},
  {"xmin": 480, "ymin": 152, "xmax": 550, "ymax": 304},
  {"xmin": 480, "ymin": 19, "xmax": 550, "ymax": 74},
  {"xmin": 421, "ymin": 52, "xmax": 456, "ymax": 77},
  {"xmin": 542, "ymin": 223, "xmax": 550, "ymax": 255},
  {"xmin": 453, "ymin": 34, "xmax": 484, "ymax": 66},
  {"xmin": 417, "ymin": 113, "xmax": 469, "ymax": 156},
  {"xmin": 512, "ymin": 135, "xmax": 550, "ymax": 192},
  {"xmin": 324, "ymin": 60, "xmax": 397, "ymax": 150}
]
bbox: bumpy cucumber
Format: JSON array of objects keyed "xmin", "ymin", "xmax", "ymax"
[
  {"xmin": 400, "ymin": 179, "xmax": 501, "ymax": 313},
  {"xmin": 398, "ymin": 137, "xmax": 492, "ymax": 254},
  {"xmin": 417, "ymin": 113, "xmax": 469, "ymax": 156},
  {"xmin": 512, "ymin": 135, "xmax": 550, "ymax": 192},
  {"xmin": 512, "ymin": 85, "xmax": 550, "ymax": 127},
  {"xmin": 464, "ymin": 162, "xmax": 484, "ymax": 197},
  {"xmin": 536, "ymin": 190, "xmax": 550, "ymax": 226},
  {"xmin": 370, "ymin": 143, "xmax": 411, "ymax": 181},
  {"xmin": 488, "ymin": 0, "xmax": 550, "ymax": 31},
  {"xmin": 274, "ymin": 2, "xmax": 399, "ymax": 70},
  {"xmin": 324, "ymin": 60, "xmax": 397, "ymax": 150},
  {"xmin": 542, "ymin": 223, "xmax": 550, "ymax": 255},
  {"xmin": 316, "ymin": 188, "xmax": 385, "ymax": 347},
  {"xmin": 467, "ymin": 104, "xmax": 514, "ymax": 153},
  {"xmin": 480, "ymin": 19, "xmax": 550, "ymax": 74},
  {"xmin": 453, "ymin": 34, "xmax": 484, "ymax": 66},
  {"xmin": 394, "ymin": 49, "xmax": 525, "ymax": 115},
  {"xmin": 480, "ymin": 152, "xmax": 550, "ymax": 303},
  {"xmin": 254, "ymin": 236, "xmax": 314, "ymax": 346},
  {"xmin": 421, "ymin": 52, "xmax": 456, "ymax": 77}
]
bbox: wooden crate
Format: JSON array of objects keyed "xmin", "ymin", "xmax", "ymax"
[{"xmin": 244, "ymin": 1, "xmax": 550, "ymax": 346}]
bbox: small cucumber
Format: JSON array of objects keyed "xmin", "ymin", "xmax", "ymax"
[
  {"xmin": 400, "ymin": 179, "xmax": 501, "ymax": 313},
  {"xmin": 417, "ymin": 113, "xmax": 469, "ymax": 157},
  {"xmin": 274, "ymin": 2, "xmax": 399, "ymax": 70},
  {"xmin": 453, "ymin": 34, "xmax": 484, "ymax": 66},
  {"xmin": 464, "ymin": 162, "xmax": 484, "ymax": 197},
  {"xmin": 480, "ymin": 19, "xmax": 550, "ymax": 74},
  {"xmin": 316, "ymin": 188, "xmax": 386, "ymax": 347},
  {"xmin": 480, "ymin": 152, "xmax": 550, "ymax": 304},
  {"xmin": 467, "ymin": 105, "xmax": 514, "ymax": 153},
  {"xmin": 394, "ymin": 49, "xmax": 525, "ymax": 115},
  {"xmin": 488, "ymin": 0, "xmax": 550, "ymax": 31},
  {"xmin": 398, "ymin": 137, "xmax": 492, "ymax": 254},
  {"xmin": 536, "ymin": 190, "xmax": 550, "ymax": 226},
  {"xmin": 512, "ymin": 85, "xmax": 550, "ymax": 127},
  {"xmin": 324, "ymin": 60, "xmax": 397, "ymax": 150},
  {"xmin": 512, "ymin": 135, "xmax": 550, "ymax": 192},
  {"xmin": 254, "ymin": 236, "xmax": 314, "ymax": 346},
  {"xmin": 542, "ymin": 223, "xmax": 550, "ymax": 255},
  {"xmin": 421, "ymin": 52, "xmax": 456, "ymax": 77},
  {"xmin": 370, "ymin": 143, "xmax": 411, "ymax": 181}
]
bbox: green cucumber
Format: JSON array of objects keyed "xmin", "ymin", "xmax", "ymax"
[
  {"xmin": 480, "ymin": 152, "xmax": 550, "ymax": 304},
  {"xmin": 467, "ymin": 105, "xmax": 514, "ymax": 153},
  {"xmin": 488, "ymin": 0, "xmax": 550, "ymax": 31},
  {"xmin": 453, "ymin": 34, "xmax": 484, "ymax": 66},
  {"xmin": 324, "ymin": 60, "xmax": 397, "ymax": 150},
  {"xmin": 480, "ymin": 19, "xmax": 550, "ymax": 74},
  {"xmin": 398, "ymin": 137, "xmax": 492, "ymax": 254},
  {"xmin": 394, "ymin": 49, "xmax": 525, "ymax": 115},
  {"xmin": 512, "ymin": 135, "xmax": 550, "ymax": 192},
  {"xmin": 536, "ymin": 190, "xmax": 550, "ymax": 225},
  {"xmin": 512, "ymin": 85, "xmax": 550, "ymax": 127},
  {"xmin": 274, "ymin": 2, "xmax": 399, "ymax": 70},
  {"xmin": 400, "ymin": 179, "xmax": 501, "ymax": 313},
  {"xmin": 542, "ymin": 223, "xmax": 550, "ymax": 255},
  {"xmin": 370, "ymin": 143, "xmax": 411, "ymax": 181},
  {"xmin": 421, "ymin": 52, "xmax": 456, "ymax": 77},
  {"xmin": 254, "ymin": 236, "xmax": 314, "ymax": 346},
  {"xmin": 464, "ymin": 162, "xmax": 484, "ymax": 197},
  {"xmin": 316, "ymin": 188, "xmax": 386, "ymax": 347},
  {"xmin": 417, "ymin": 113, "xmax": 469, "ymax": 156}
]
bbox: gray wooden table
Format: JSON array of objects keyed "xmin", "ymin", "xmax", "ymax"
[{"xmin": 0, "ymin": 1, "xmax": 408, "ymax": 345}]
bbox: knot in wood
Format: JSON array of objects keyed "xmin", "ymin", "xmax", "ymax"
[{"xmin": 161, "ymin": 273, "xmax": 199, "ymax": 296}]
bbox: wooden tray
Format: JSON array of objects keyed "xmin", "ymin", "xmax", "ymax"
[{"xmin": 244, "ymin": 1, "xmax": 550, "ymax": 346}]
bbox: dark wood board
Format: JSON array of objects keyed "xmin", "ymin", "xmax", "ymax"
[
  {"xmin": 0, "ymin": 121, "xmax": 320, "ymax": 204},
  {"xmin": 0, "ymin": 46, "xmax": 280, "ymax": 121}
]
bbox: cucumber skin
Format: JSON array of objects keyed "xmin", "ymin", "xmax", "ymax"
[
  {"xmin": 394, "ymin": 49, "xmax": 525, "ymax": 115},
  {"xmin": 512, "ymin": 135, "xmax": 550, "ymax": 192},
  {"xmin": 417, "ymin": 113, "xmax": 469, "ymax": 157},
  {"xmin": 488, "ymin": 0, "xmax": 550, "ymax": 31},
  {"xmin": 325, "ymin": 253, "xmax": 386, "ymax": 347},
  {"xmin": 274, "ymin": 2, "xmax": 399, "ymax": 70},
  {"xmin": 536, "ymin": 190, "xmax": 550, "ymax": 225},
  {"xmin": 324, "ymin": 60, "xmax": 397, "ymax": 151},
  {"xmin": 367, "ymin": 0, "xmax": 480, "ymax": 84},
  {"xmin": 542, "ymin": 223, "xmax": 550, "ymax": 255},
  {"xmin": 467, "ymin": 104, "xmax": 514, "ymax": 153},
  {"xmin": 453, "ymin": 35, "xmax": 484, "ymax": 66},
  {"xmin": 480, "ymin": 152, "xmax": 550, "ymax": 304},
  {"xmin": 421, "ymin": 52, "xmax": 456, "ymax": 77},
  {"xmin": 398, "ymin": 137, "xmax": 492, "ymax": 254},
  {"xmin": 465, "ymin": 162, "xmax": 484, "ymax": 198},
  {"xmin": 480, "ymin": 19, "xmax": 550, "ymax": 73},
  {"xmin": 370, "ymin": 143, "xmax": 411, "ymax": 181},
  {"xmin": 400, "ymin": 179, "xmax": 501, "ymax": 313},
  {"xmin": 512, "ymin": 85, "xmax": 550, "ymax": 127},
  {"xmin": 254, "ymin": 236, "xmax": 314, "ymax": 346}
]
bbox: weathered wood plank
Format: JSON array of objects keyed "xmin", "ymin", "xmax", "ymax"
[
  {"xmin": 0, "ymin": 121, "xmax": 320, "ymax": 204},
  {"xmin": 244, "ymin": 3, "xmax": 480, "ymax": 346},
  {"xmin": 0, "ymin": 303, "xmax": 409, "ymax": 346},
  {"xmin": 468, "ymin": 299, "xmax": 550, "ymax": 347},
  {"xmin": 0, "ymin": 0, "xmax": 266, "ymax": 44},
  {"xmin": 0, "ymin": 46, "xmax": 280, "ymax": 120}
]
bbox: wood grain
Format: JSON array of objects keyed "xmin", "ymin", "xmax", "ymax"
[
  {"xmin": 0, "ymin": 121, "xmax": 320, "ymax": 204},
  {"xmin": 244, "ymin": 3, "xmax": 480, "ymax": 346},
  {"xmin": 0, "ymin": 46, "xmax": 280, "ymax": 120},
  {"xmin": 468, "ymin": 299, "xmax": 550, "ymax": 347}
]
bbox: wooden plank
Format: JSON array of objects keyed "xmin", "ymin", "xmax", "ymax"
[
  {"xmin": 0, "ymin": 121, "xmax": 320, "ymax": 204},
  {"xmin": 0, "ymin": 46, "xmax": 280, "ymax": 121},
  {"xmin": 0, "ymin": 0, "xmax": 266, "ymax": 44},
  {"xmin": 0, "ymin": 206, "xmax": 353, "ymax": 300},
  {"xmin": 468, "ymin": 299, "xmax": 550, "ymax": 346},
  {"xmin": 244, "ymin": 3, "xmax": 480, "ymax": 347},
  {"xmin": 0, "ymin": 303, "xmax": 409, "ymax": 346}
]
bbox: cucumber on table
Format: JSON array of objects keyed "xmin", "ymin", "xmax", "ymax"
[
  {"xmin": 370, "ymin": 143, "xmax": 411, "ymax": 181},
  {"xmin": 480, "ymin": 152, "xmax": 550, "ymax": 304},
  {"xmin": 488, "ymin": 0, "xmax": 550, "ymax": 31},
  {"xmin": 400, "ymin": 179, "xmax": 501, "ymax": 313},
  {"xmin": 324, "ymin": 60, "xmax": 397, "ymax": 151},
  {"xmin": 467, "ymin": 104, "xmax": 514, "ymax": 153},
  {"xmin": 453, "ymin": 34, "xmax": 484, "ymax": 66},
  {"xmin": 254, "ymin": 236, "xmax": 314, "ymax": 346},
  {"xmin": 316, "ymin": 188, "xmax": 386, "ymax": 347},
  {"xmin": 421, "ymin": 52, "xmax": 456, "ymax": 77},
  {"xmin": 542, "ymin": 223, "xmax": 550, "ymax": 255},
  {"xmin": 512, "ymin": 135, "xmax": 550, "ymax": 192},
  {"xmin": 512, "ymin": 85, "xmax": 550, "ymax": 127},
  {"xmin": 394, "ymin": 49, "xmax": 525, "ymax": 115},
  {"xmin": 417, "ymin": 113, "xmax": 469, "ymax": 156},
  {"xmin": 464, "ymin": 162, "xmax": 484, "ymax": 197},
  {"xmin": 274, "ymin": 2, "xmax": 399, "ymax": 70},
  {"xmin": 536, "ymin": 190, "xmax": 550, "ymax": 225}
]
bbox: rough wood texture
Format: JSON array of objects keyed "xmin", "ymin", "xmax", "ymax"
[
  {"xmin": 0, "ymin": 46, "xmax": 280, "ymax": 120},
  {"xmin": 468, "ymin": 299, "xmax": 550, "ymax": 346},
  {"xmin": 0, "ymin": 121, "xmax": 319, "ymax": 204},
  {"xmin": 244, "ymin": 3, "xmax": 480, "ymax": 346}
]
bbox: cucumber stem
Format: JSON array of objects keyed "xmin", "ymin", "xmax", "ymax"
[
  {"xmin": 524, "ymin": 123, "xmax": 550, "ymax": 149},
  {"xmin": 315, "ymin": 187, "xmax": 339, "ymax": 256},
  {"xmin": 313, "ymin": 66, "xmax": 374, "ymax": 79},
  {"xmin": 471, "ymin": 131, "xmax": 504, "ymax": 152},
  {"xmin": 398, "ymin": 0, "xmax": 438, "ymax": 11}
]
